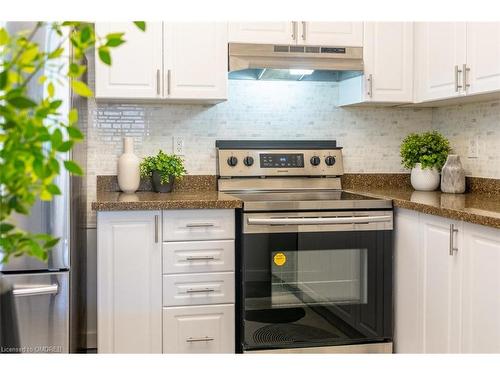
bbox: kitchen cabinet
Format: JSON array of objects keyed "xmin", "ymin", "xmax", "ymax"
[
  {"xmin": 414, "ymin": 22, "xmax": 500, "ymax": 102},
  {"xmin": 466, "ymin": 23, "xmax": 500, "ymax": 95},
  {"xmin": 461, "ymin": 222, "xmax": 500, "ymax": 353},
  {"xmin": 338, "ymin": 22, "xmax": 414, "ymax": 106},
  {"xmin": 161, "ymin": 209, "xmax": 235, "ymax": 353},
  {"xmin": 95, "ymin": 22, "xmax": 228, "ymax": 102},
  {"xmin": 94, "ymin": 22, "xmax": 163, "ymax": 99},
  {"xmin": 301, "ymin": 22, "xmax": 363, "ymax": 46},
  {"xmin": 228, "ymin": 22, "xmax": 363, "ymax": 46},
  {"xmin": 163, "ymin": 304, "xmax": 234, "ymax": 353},
  {"xmin": 394, "ymin": 208, "xmax": 500, "ymax": 353},
  {"xmin": 414, "ymin": 22, "xmax": 467, "ymax": 102},
  {"xmin": 228, "ymin": 22, "xmax": 295, "ymax": 45},
  {"xmin": 97, "ymin": 210, "xmax": 162, "ymax": 353}
]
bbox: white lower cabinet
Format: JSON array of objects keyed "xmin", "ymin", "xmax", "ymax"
[
  {"xmin": 162, "ymin": 208, "xmax": 235, "ymax": 353},
  {"xmin": 163, "ymin": 304, "xmax": 235, "ymax": 353},
  {"xmin": 395, "ymin": 208, "xmax": 500, "ymax": 353},
  {"xmin": 97, "ymin": 211, "xmax": 162, "ymax": 353}
]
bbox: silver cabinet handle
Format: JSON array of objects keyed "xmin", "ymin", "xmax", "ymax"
[
  {"xmin": 463, "ymin": 63, "xmax": 470, "ymax": 90},
  {"xmin": 186, "ymin": 256, "xmax": 216, "ymax": 261},
  {"xmin": 156, "ymin": 69, "xmax": 160, "ymax": 96},
  {"xmin": 366, "ymin": 74, "xmax": 373, "ymax": 98},
  {"xmin": 247, "ymin": 215, "xmax": 392, "ymax": 226},
  {"xmin": 12, "ymin": 284, "xmax": 59, "ymax": 297},
  {"xmin": 449, "ymin": 224, "xmax": 459, "ymax": 256},
  {"xmin": 186, "ymin": 336, "xmax": 214, "ymax": 343},
  {"xmin": 167, "ymin": 69, "xmax": 171, "ymax": 96},
  {"xmin": 455, "ymin": 65, "xmax": 463, "ymax": 92},
  {"xmin": 186, "ymin": 288, "xmax": 215, "ymax": 293},
  {"xmin": 186, "ymin": 223, "xmax": 215, "ymax": 228},
  {"xmin": 154, "ymin": 215, "xmax": 159, "ymax": 243},
  {"xmin": 291, "ymin": 21, "xmax": 298, "ymax": 41},
  {"xmin": 301, "ymin": 21, "xmax": 307, "ymax": 41}
]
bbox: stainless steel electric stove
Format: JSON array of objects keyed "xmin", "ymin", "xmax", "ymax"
[{"xmin": 216, "ymin": 140, "xmax": 393, "ymax": 354}]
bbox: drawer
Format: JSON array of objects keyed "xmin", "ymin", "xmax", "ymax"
[
  {"xmin": 163, "ymin": 304, "xmax": 235, "ymax": 353},
  {"xmin": 162, "ymin": 209, "xmax": 234, "ymax": 241},
  {"xmin": 163, "ymin": 240, "xmax": 234, "ymax": 274},
  {"xmin": 163, "ymin": 272, "xmax": 234, "ymax": 307}
]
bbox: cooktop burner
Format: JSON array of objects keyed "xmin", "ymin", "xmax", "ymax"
[{"xmin": 227, "ymin": 190, "xmax": 392, "ymax": 211}]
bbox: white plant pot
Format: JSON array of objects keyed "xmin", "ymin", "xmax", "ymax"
[
  {"xmin": 410, "ymin": 163, "xmax": 440, "ymax": 191},
  {"xmin": 117, "ymin": 137, "xmax": 140, "ymax": 194}
]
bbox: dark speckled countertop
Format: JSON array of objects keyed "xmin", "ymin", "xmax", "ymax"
[
  {"xmin": 345, "ymin": 187, "xmax": 500, "ymax": 229},
  {"xmin": 92, "ymin": 190, "xmax": 242, "ymax": 211}
]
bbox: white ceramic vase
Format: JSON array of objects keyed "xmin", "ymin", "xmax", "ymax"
[
  {"xmin": 117, "ymin": 137, "xmax": 140, "ymax": 194},
  {"xmin": 410, "ymin": 163, "xmax": 440, "ymax": 191}
]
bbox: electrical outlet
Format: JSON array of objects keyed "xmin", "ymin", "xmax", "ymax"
[
  {"xmin": 467, "ymin": 136, "xmax": 479, "ymax": 158},
  {"xmin": 173, "ymin": 136, "xmax": 184, "ymax": 155}
]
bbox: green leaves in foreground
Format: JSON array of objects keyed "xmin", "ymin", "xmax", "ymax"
[{"xmin": 0, "ymin": 22, "xmax": 146, "ymax": 264}]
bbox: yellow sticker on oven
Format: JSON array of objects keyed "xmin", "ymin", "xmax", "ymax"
[{"xmin": 273, "ymin": 252, "xmax": 287, "ymax": 266}]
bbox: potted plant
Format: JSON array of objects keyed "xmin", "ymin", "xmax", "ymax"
[
  {"xmin": 140, "ymin": 150, "xmax": 186, "ymax": 193},
  {"xmin": 400, "ymin": 131, "xmax": 451, "ymax": 191}
]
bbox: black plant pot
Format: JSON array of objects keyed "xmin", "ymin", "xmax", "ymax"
[{"xmin": 151, "ymin": 171, "xmax": 175, "ymax": 193}]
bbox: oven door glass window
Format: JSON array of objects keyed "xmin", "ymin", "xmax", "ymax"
[{"xmin": 242, "ymin": 230, "xmax": 391, "ymax": 350}]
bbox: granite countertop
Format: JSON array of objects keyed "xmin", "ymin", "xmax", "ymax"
[
  {"xmin": 92, "ymin": 190, "xmax": 242, "ymax": 211},
  {"xmin": 345, "ymin": 187, "xmax": 500, "ymax": 229}
]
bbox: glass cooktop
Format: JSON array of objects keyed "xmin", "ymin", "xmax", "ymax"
[{"xmin": 227, "ymin": 190, "xmax": 392, "ymax": 211}]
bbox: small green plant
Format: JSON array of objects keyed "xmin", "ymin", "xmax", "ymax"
[
  {"xmin": 140, "ymin": 150, "xmax": 186, "ymax": 184},
  {"xmin": 400, "ymin": 131, "xmax": 451, "ymax": 170}
]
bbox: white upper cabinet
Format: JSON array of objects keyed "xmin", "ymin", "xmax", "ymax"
[
  {"xmin": 465, "ymin": 22, "xmax": 500, "ymax": 95},
  {"xmin": 228, "ymin": 22, "xmax": 363, "ymax": 46},
  {"xmin": 95, "ymin": 22, "xmax": 228, "ymax": 102},
  {"xmin": 461, "ymin": 223, "xmax": 500, "ymax": 353},
  {"xmin": 164, "ymin": 23, "xmax": 228, "ymax": 101},
  {"xmin": 300, "ymin": 22, "xmax": 363, "ymax": 46},
  {"xmin": 414, "ymin": 22, "xmax": 467, "ymax": 102},
  {"xmin": 338, "ymin": 22, "xmax": 413, "ymax": 105},
  {"xmin": 228, "ymin": 22, "xmax": 295, "ymax": 44},
  {"xmin": 95, "ymin": 22, "xmax": 163, "ymax": 99}
]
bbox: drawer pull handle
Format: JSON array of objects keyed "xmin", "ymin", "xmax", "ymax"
[
  {"xmin": 186, "ymin": 288, "xmax": 215, "ymax": 294},
  {"xmin": 186, "ymin": 336, "xmax": 214, "ymax": 343},
  {"xmin": 186, "ymin": 223, "xmax": 215, "ymax": 228},
  {"xmin": 186, "ymin": 256, "xmax": 216, "ymax": 261}
]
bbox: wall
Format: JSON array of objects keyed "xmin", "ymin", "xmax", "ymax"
[
  {"xmin": 432, "ymin": 100, "xmax": 500, "ymax": 179},
  {"xmin": 86, "ymin": 79, "xmax": 434, "ymax": 224}
]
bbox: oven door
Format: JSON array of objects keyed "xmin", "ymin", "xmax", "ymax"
[{"xmin": 239, "ymin": 211, "xmax": 393, "ymax": 351}]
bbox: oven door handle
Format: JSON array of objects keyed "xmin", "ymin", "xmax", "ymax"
[{"xmin": 247, "ymin": 215, "xmax": 392, "ymax": 226}]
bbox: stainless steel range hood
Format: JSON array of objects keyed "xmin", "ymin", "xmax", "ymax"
[{"xmin": 229, "ymin": 43, "xmax": 364, "ymax": 76}]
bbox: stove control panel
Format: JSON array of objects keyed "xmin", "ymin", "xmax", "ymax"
[{"xmin": 217, "ymin": 148, "xmax": 343, "ymax": 177}]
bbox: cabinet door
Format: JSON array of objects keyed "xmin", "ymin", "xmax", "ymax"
[
  {"xmin": 420, "ymin": 213, "xmax": 462, "ymax": 353},
  {"xmin": 94, "ymin": 22, "xmax": 163, "ymax": 99},
  {"xmin": 164, "ymin": 23, "xmax": 228, "ymax": 100},
  {"xmin": 300, "ymin": 22, "xmax": 363, "ymax": 46},
  {"xmin": 466, "ymin": 22, "xmax": 500, "ymax": 95},
  {"xmin": 363, "ymin": 22, "xmax": 413, "ymax": 102},
  {"xmin": 461, "ymin": 223, "xmax": 500, "ymax": 353},
  {"xmin": 97, "ymin": 211, "xmax": 162, "ymax": 353},
  {"xmin": 415, "ymin": 22, "xmax": 466, "ymax": 102},
  {"xmin": 394, "ymin": 208, "xmax": 423, "ymax": 353},
  {"xmin": 163, "ymin": 304, "xmax": 235, "ymax": 353},
  {"xmin": 228, "ymin": 22, "xmax": 294, "ymax": 44}
]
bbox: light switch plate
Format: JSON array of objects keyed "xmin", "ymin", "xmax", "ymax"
[
  {"xmin": 173, "ymin": 136, "xmax": 184, "ymax": 155},
  {"xmin": 467, "ymin": 136, "xmax": 479, "ymax": 158}
]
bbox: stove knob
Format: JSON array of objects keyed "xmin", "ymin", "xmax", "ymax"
[
  {"xmin": 310, "ymin": 156, "xmax": 321, "ymax": 166},
  {"xmin": 325, "ymin": 155, "xmax": 336, "ymax": 166},
  {"xmin": 243, "ymin": 156, "xmax": 254, "ymax": 167},
  {"xmin": 227, "ymin": 156, "xmax": 238, "ymax": 167}
]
